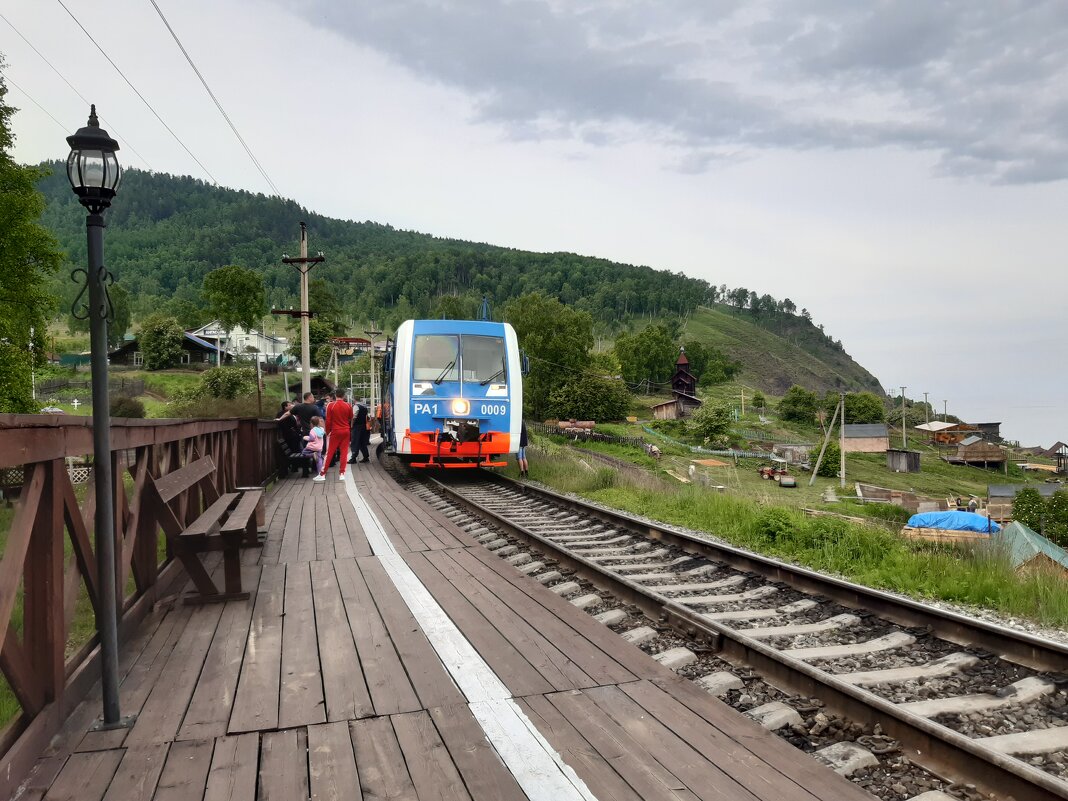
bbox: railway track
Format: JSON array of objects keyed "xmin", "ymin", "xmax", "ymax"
[{"xmin": 391, "ymin": 466, "xmax": 1068, "ymax": 801}]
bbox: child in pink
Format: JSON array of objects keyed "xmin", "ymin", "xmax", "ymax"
[{"xmin": 301, "ymin": 415, "xmax": 325, "ymax": 474}]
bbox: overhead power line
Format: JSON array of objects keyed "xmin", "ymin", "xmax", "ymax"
[
  {"xmin": 147, "ymin": 0, "xmax": 281, "ymax": 197},
  {"xmin": 0, "ymin": 11, "xmax": 152, "ymax": 168},
  {"xmin": 55, "ymin": 0, "xmax": 218, "ymax": 184},
  {"xmin": 1, "ymin": 71, "xmax": 68, "ymax": 135}
]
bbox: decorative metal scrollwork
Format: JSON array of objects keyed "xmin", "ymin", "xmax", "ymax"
[{"xmin": 70, "ymin": 266, "xmax": 115, "ymax": 321}]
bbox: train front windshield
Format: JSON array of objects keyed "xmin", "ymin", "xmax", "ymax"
[
  {"xmin": 412, "ymin": 334, "xmax": 506, "ymax": 385},
  {"xmin": 461, "ymin": 336, "xmax": 506, "ymax": 384}
]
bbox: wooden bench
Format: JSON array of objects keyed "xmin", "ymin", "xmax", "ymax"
[
  {"xmin": 146, "ymin": 455, "xmax": 263, "ymax": 604},
  {"xmin": 277, "ymin": 433, "xmax": 313, "ymax": 477}
]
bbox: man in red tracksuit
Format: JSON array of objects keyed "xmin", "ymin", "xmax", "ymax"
[{"xmin": 314, "ymin": 390, "xmax": 353, "ymax": 482}]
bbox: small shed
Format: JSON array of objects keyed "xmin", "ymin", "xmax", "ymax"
[
  {"xmin": 774, "ymin": 444, "xmax": 811, "ymax": 464},
  {"xmin": 996, "ymin": 522, "xmax": 1068, "ymax": 578},
  {"xmin": 108, "ymin": 332, "xmax": 230, "ymax": 366},
  {"xmin": 652, "ymin": 398, "xmax": 681, "ymax": 421},
  {"xmin": 842, "ymin": 423, "xmax": 890, "ymax": 453},
  {"xmin": 886, "ymin": 449, "xmax": 921, "ymax": 473}
]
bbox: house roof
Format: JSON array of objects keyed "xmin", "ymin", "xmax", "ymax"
[
  {"xmin": 676, "ymin": 348, "xmax": 689, "ymax": 365},
  {"xmin": 183, "ymin": 332, "xmax": 222, "ymax": 352},
  {"xmin": 915, "ymin": 421, "xmax": 957, "ymax": 432},
  {"xmin": 843, "ymin": 423, "xmax": 888, "ymax": 438},
  {"xmin": 672, "ymin": 390, "xmax": 702, "ymax": 405},
  {"xmin": 988, "ymin": 483, "xmax": 1060, "ymax": 498},
  {"xmin": 959, "ymin": 435, "xmax": 984, "ymax": 446},
  {"xmin": 651, "ymin": 399, "xmax": 678, "ymax": 409}
]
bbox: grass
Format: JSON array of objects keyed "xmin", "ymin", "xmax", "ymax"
[
  {"xmin": 517, "ymin": 436, "xmax": 1068, "ymax": 628},
  {"xmin": 682, "ymin": 305, "xmax": 881, "ymax": 395}
]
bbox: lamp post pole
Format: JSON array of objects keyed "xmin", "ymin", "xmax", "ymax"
[
  {"xmin": 66, "ymin": 105, "xmax": 126, "ymax": 728},
  {"xmin": 900, "ymin": 385, "xmax": 907, "ymax": 449},
  {"xmin": 85, "ymin": 210, "xmax": 121, "ymax": 723}
]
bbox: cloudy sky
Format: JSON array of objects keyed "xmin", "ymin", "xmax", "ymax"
[{"xmin": 4, "ymin": 0, "xmax": 1067, "ymax": 445}]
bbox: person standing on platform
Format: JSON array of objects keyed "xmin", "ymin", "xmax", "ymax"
[
  {"xmin": 315, "ymin": 390, "xmax": 353, "ymax": 482},
  {"xmin": 288, "ymin": 392, "xmax": 319, "ymax": 434},
  {"xmin": 350, "ymin": 400, "xmax": 371, "ymax": 463},
  {"xmin": 517, "ymin": 421, "xmax": 529, "ymax": 478}
]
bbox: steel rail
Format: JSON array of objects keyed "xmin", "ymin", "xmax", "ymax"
[{"xmin": 422, "ymin": 471, "xmax": 1068, "ymax": 801}]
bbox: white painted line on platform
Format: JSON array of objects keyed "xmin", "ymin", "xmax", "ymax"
[{"xmin": 344, "ymin": 477, "xmax": 599, "ymax": 801}]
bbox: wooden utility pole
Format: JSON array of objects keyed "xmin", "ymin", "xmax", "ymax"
[
  {"xmin": 943, "ymin": 399, "xmax": 948, "ymax": 421},
  {"xmin": 900, "ymin": 386, "xmax": 907, "ymax": 448},
  {"xmin": 839, "ymin": 391, "xmax": 846, "ymax": 489},
  {"xmin": 923, "ymin": 391, "xmax": 930, "ymax": 427},
  {"xmin": 281, "ymin": 222, "xmax": 325, "ymax": 396},
  {"xmin": 809, "ymin": 397, "xmax": 841, "ymax": 486}
]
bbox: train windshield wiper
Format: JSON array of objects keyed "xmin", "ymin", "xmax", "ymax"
[
  {"xmin": 434, "ymin": 359, "xmax": 456, "ymax": 384},
  {"xmin": 480, "ymin": 367, "xmax": 506, "ymax": 386}
]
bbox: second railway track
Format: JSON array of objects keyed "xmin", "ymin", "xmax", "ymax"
[{"xmin": 389, "ymin": 464, "xmax": 1068, "ymax": 801}]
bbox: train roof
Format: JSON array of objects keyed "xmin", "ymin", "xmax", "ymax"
[{"xmin": 409, "ymin": 319, "xmax": 511, "ymax": 334}]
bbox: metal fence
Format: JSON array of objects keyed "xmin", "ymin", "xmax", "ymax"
[{"xmin": 532, "ymin": 422, "xmax": 646, "ymax": 448}]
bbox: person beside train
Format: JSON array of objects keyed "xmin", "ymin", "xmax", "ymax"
[
  {"xmin": 517, "ymin": 421, "xmax": 529, "ymax": 478},
  {"xmin": 315, "ymin": 390, "xmax": 353, "ymax": 482},
  {"xmin": 349, "ymin": 400, "xmax": 371, "ymax": 464}
]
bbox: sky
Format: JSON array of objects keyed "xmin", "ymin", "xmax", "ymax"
[{"xmin": 3, "ymin": 0, "xmax": 1067, "ymax": 445}]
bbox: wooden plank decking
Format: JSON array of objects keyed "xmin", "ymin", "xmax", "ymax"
[{"xmin": 15, "ymin": 460, "xmax": 873, "ymax": 801}]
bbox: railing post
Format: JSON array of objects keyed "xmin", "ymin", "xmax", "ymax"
[
  {"xmin": 24, "ymin": 460, "xmax": 65, "ymax": 705},
  {"xmin": 236, "ymin": 418, "xmax": 260, "ymax": 488}
]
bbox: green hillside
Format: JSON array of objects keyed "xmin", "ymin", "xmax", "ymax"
[
  {"xmin": 683, "ymin": 305, "xmax": 882, "ymax": 394},
  {"xmin": 35, "ymin": 165, "xmax": 881, "ymax": 394}
]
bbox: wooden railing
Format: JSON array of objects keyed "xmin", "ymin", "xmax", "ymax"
[{"xmin": 0, "ymin": 415, "xmax": 278, "ymax": 795}]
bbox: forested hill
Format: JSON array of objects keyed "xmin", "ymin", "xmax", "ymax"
[{"xmin": 36, "ymin": 164, "xmax": 882, "ymax": 393}]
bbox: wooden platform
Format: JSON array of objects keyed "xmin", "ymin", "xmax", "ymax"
[{"xmin": 17, "ymin": 460, "xmax": 873, "ymax": 801}]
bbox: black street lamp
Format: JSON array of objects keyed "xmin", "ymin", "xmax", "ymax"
[{"xmin": 67, "ymin": 105, "xmax": 126, "ymax": 728}]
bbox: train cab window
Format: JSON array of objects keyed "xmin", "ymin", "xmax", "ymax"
[
  {"xmin": 413, "ymin": 335, "xmax": 459, "ymax": 382},
  {"xmin": 462, "ymin": 335, "xmax": 506, "ymax": 384}
]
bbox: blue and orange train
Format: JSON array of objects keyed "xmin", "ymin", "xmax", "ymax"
[{"xmin": 381, "ymin": 319, "xmax": 525, "ymax": 468}]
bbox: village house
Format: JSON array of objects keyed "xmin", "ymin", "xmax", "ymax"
[
  {"xmin": 108, "ymin": 332, "xmax": 229, "ymax": 367},
  {"xmin": 189, "ymin": 321, "xmax": 290, "ymax": 362},
  {"xmin": 841, "ymin": 423, "xmax": 890, "ymax": 453}
]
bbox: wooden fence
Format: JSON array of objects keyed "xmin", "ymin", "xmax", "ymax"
[
  {"xmin": 532, "ymin": 422, "xmax": 646, "ymax": 448},
  {"xmin": 0, "ymin": 415, "xmax": 278, "ymax": 793}
]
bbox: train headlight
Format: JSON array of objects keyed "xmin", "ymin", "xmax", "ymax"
[{"xmin": 451, "ymin": 398, "xmax": 470, "ymax": 416}]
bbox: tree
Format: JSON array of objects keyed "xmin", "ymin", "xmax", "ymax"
[
  {"xmin": 681, "ymin": 340, "xmax": 710, "ymax": 379},
  {"xmin": 822, "ymin": 391, "xmax": 886, "ymax": 424},
  {"xmin": 434, "ymin": 294, "xmax": 470, "ymax": 319},
  {"xmin": 548, "ymin": 373, "xmax": 631, "ymax": 421},
  {"xmin": 687, "ymin": 403, "xmax": 731, "ymax": 446},
  {"xmin": 0, "ymin": 65, "xmax": 63, "ymax": 412},
  {"xmin": 614, "ymin": 324, "xmax": 676, "ymax": 386},
  {"xmin": 778, "ymin": 385, "xmax": 819, "ymax": 424},
  {"xmin": 309, "ymin": 278, "xmax": 346, "ymax": 335},
  {"xmin": 288, "ymin": 317, "xmax": 334, "ymax": 361},
  {"xmin": 751, "ymin": 390, "xmax": 766, "ymax": 410},
  {"xmin": 503, "ymin": 293, "xmax": 593, "ymax": 419},
  {"xmin": 697, "ymin": 349, "xmax": 742, "ymax": 386},
  {"xmin": 139, "ymin": 314, "xmax": 185, "ymax": 370},
  {"xmin": 202, "ymin": 265, "xmax": 267, "ymax": 364}
]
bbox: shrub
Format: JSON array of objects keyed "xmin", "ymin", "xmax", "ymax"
[
  {"xmin": 109, "ymin": 396, "xmax": 145, "ymax": 418},
  {"xmin": 548, "ymin": 373, "xmax": 631, "ymax": 421},
  {"xmin": 816, "ymin": 440, "xmax": 841, "ymax": 477},
  {"xmin": 199, "ymin": 367, "xmax": 258, "ymax": 399},
  {"xmin": 1046, "ymin": 490, "xmax": 1068, "ymax": 547},
  {"xmin": 687, "ymin": 403, "xmax": 731, "ymax": 446},
  {"xmin": 165, "ymin": 366, "xmax": 259, "ymax": 417},
  {"xmin": 1012, "ymin": 488, "xmax": 1045, "ymax": 531},
  {"xmin": 778, "ymin": 385, "xmax": 819, "ymax": 424},
  {"xmin": 754, "ymin": 507, "xmax": 797, "ymax": 543},
  {"xmin": 751, "ymin": 390, "xmax": 766, "ymax": 410}
]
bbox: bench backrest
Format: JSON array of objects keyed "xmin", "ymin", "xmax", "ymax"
[{"xmin": 153, "ymin": 456, "xmax": 217, "ymax": 504}]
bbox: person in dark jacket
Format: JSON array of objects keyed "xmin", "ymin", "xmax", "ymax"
[
  {"xmin": 349, "ymin": 401, "xmax": 370, "ymax": 463},
  {"xmin": 517, "ymin": 421, "xmax": 529, "ymax": 478}
]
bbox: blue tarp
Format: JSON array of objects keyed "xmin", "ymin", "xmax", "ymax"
[{"xmin": 906, "ymin": 511, "xmax": 1001, "ymax": 534}]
